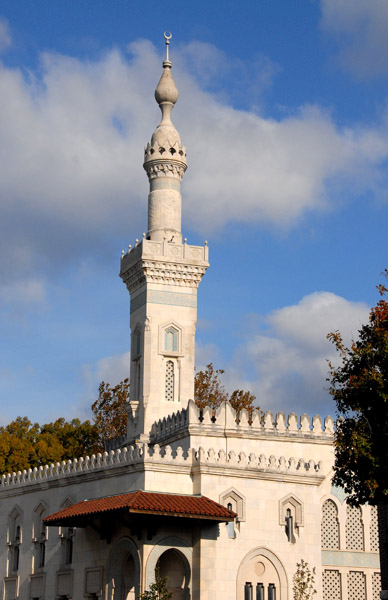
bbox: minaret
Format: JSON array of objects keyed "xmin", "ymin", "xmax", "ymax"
[{"xmin": 120, "ymin": 34, "xmax": 209, "ymax": 442}]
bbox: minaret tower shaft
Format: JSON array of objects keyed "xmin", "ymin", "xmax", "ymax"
[{"xmin": 120, "ymin": 34, "xmax": 209, "ymax": 442}]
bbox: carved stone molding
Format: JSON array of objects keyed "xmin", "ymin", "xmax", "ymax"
[
  {"xmin": 144, "ymin": 161, "xmax": 187, "ymax": 181},
  {"xmin": 122, "ymin": 260, "xmax": 208, "ymax": 294}
]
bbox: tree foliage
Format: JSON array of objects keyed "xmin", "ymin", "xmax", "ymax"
[
  {"xmin": 292, "ymin": 559, "xmax": 317, "ymax": 600},
  {"xmin": 327, "ymin": 270, "xmax": 388, "ymax": 506},
  {"xmin": 194, "ymin": 363, "xmax": 258, "ymax": 414},
  {"xmin": 138, "ymin": 574, "xmax": 172, "ymax": 600},
  {"xmin": 91, "ymin": 378, "xmax": 129, "ymax": 452},
  {"xmin": 0, "ymin": 416, "xmax": 98, "ymax": 474},
  {"xmin": 194, "ymin": 363, "xmax": 228, "ymax": 409}
]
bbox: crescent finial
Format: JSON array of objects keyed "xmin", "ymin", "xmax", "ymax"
[{"xmin": 163, "ymin": 32, "xmax": 172, "ymax": 65}]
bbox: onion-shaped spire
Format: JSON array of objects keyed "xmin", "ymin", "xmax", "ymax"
[
  {"xmin": 145, "ymin": 32, "xmax": 187, "ymax": 159},
  {"xmin": 143, "ymin": 34, "xmax": 187, "ymax": 243}
]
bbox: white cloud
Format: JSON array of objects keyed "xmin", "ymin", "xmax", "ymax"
[
  {"xmin": 201, "ymin": 292, "xmax": 370, "ymax": 417},
  {"xmin": 0, "ymin": 38, "xmax": 387, "ymax": 297},
  {"xmin": 0, "ymin": 278, "xmax": 46, "ymax": 305},
  {"xmin": 321, "ymin": 0, "xmax": 388, "ymax": 77},
  {"xmin": 0, "ymin": 18, "xmax": 11, "ymax": 52},
  {"xmin": 241, "ymin": 291, "xmax": 370, "ymax": 416},
  {"xmin": 81, "ymin": 350, "xmax": 130, "ymax": 407},
  {"xmin": 79, "ymin": 292, "xmax": 369, "ymax": 419}
]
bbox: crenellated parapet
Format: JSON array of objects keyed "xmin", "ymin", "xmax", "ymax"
[
  {"xmin": 0, "ymin": 441, "xmax": 325, "ymax": 492},
  {"xmin": 150, "ymin": 400, "xmax": 334, "ymax": 444},
  {"xmin": 143, "ymin": 140, "xmax": 187, "ymax": 181}
]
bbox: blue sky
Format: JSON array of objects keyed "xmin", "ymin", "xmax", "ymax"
[{"xmin": 0, "ymin": 1, "xmax": 387, "ymax": 425}]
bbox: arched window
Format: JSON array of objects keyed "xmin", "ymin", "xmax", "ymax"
[
  {"xmin": 237, "ymin": 548, "xmax": 285, "ymax": 600},
  {"xmin": 33, "ymin": 503, "xmax": 48, "ymax": 571},
  {"xmin": 346, "ymin": 505, "xmax": 364, "ymax": 550},
  {"xmin": 134, "ymin": 329, "xmax": 141, "ymax": 357},
  {"xmin": 64, "ymin": 527, "xmax": 74, "ymax": 565},
  {"xmin": 12, "ymin": 525, "xmax": 21, "ymax": 572},
  {"xmin": 165, "ymin": 327, "xmax": 178, "ymax": 353},
  {"xmin": 135, "ymin": 361, "xmax": 141, "ymax": 401},
  {"xmin": 321, "ymin": 500, "xmax": 340, "ymax": 550},
  {"xmin": 165, "ymin": 361, "xmax": 174, "ymax": 402},
  {"xmin": 8, "ymin": 507, "xmax": 22, "ymax": 574},
  {"xmin": 156, "ymin": 548, "xmax": 190, "ymax": 600}
]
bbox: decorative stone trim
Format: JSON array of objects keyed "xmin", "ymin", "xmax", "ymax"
[
  {"xmin": 279, "ymin": 494, "xmax": 304, "ymax": 527},
  {"xmin": 220, "ymin": 487, "xmax": 246, "ymax": 522},
  {"xmin": 56, "ymin": 569, "xmax": 73, "ymax": 599},
  {"xmin": 144, "ymin": 161, "xmax": 186, "ymax": 181},
  {"xmin": 150, "ymin": 400, "xmax": 334, "ymax": 444},
  {"xmin": 120, "ymin": 239, "xmax": 209, "ymax": 293},
  {"xmin": 29, "ymin": 573, "xmax": 45, "ymax": 599},
  {"xmin": 0, "ymin": 443, "xmax": 324, "ymax": 492},
  {"xmin": 84, "ymin": 566, "xmax": 104, "ymax": 598}
]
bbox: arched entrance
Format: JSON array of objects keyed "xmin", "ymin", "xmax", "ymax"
[
  {"xmin": 157, "ymin": 548, "xmax": 188, "ymax": 600},
  {"xmin": 146, "ymin": 538, "xmax": 191, "ymax": 600},
  {"xmin": 106, "ymin": 537, "xmax": 141, "ymax": 600},
  {"xmin": 236, "ymin": 547, "xmax": 288, "ymax": 600}
]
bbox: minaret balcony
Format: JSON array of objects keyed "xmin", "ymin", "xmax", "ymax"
[{"xmin": 120, "ymin": 238, "xmax": 209, "ymax": 294}]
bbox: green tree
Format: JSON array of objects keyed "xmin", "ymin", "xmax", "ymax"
[
  {"xmin": 91, "ymin": 378, "xmax": 129, "ymax": 451},
  {"xmin": 292, "ymin": 559, "xmax": 316, "ymax": 600},
  {"xmin": 0, "ymin": 417, "xmax": 98, "ymax": 474},
  {"xmin": 327, "ymin": 270, "xmax": 388, "ymax": 591},
  {"xmin": 138, "ymin": 574, "xmax": 172, "ymax": 600}
]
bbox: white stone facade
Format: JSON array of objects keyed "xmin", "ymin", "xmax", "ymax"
[{"xmin": 0, "ymin": 35, "xmax": 380, "ymax": 600}]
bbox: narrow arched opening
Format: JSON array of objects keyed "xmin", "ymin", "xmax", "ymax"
[{"xmin": 156, "ymin": 549, "xmax": 190, "ymax": 600}]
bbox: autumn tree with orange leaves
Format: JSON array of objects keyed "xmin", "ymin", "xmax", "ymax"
[
  {"xmin": 194, "ymin": 363, "xmax": 258, "ymax": 415},
  {"xmin": 327, "ymin": 270, "xmax": 388, "ymax": 593},
  {"xmin": 91, "ymin": 378, "xmax": 129, "ymax": 451}
]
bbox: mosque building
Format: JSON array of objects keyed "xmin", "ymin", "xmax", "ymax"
[{"xmin": 0, "ymin": 35, "xmax": 381, "ymax": 600}]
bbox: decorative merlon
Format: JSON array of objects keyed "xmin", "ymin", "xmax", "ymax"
[
  {"xmin": 0, "ymin": 443, "xmax": 325, "ymax": 491},
  {"xmin": 149, "ymin": 400, "xmax": 334, "ymax": 444}
]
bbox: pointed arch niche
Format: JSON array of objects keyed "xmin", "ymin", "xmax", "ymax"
[
  {"xmin": 106, "ymin": 537, "xmax": 141, "ymax": 600},
  {"xmin": 146, "ymin": 537, "xmax": 192, "ymax": 600},
  {"xmin": 159, "ymin": 321, "xmax": 183, "ymax": 356},
  {"xmin": 7, "ymin": 506, "xmax": 23, "ymax": 574},
  {"xmin": 131, "ymin": 323, "xmax": 142, "ymax": 402},
  {"xmin": 236, "ymin": 547, "xmax": 288, "ymax": 600}
]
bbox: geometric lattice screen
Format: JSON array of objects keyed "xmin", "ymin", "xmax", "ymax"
[
  {"xmin": 321, "ymin": 499, "xmax": 340, "ymax": 549},
  {"xmin": 165, "ymin": 360, "xmax": 174, "ymax": 402},
  {"xmin": 372, "ymin": 572, "xmax": 381, "ymax": 600},
  {"xmin": 346, "ymin": 505, "xmax": 364, "ymax": 550},
  {"xmin": 370, "ymin": 506, "xmax": 379, "ymax": 552},
  {"xmin": 347, "ymin": 571, "xmax": 366, "ymax": 600},
  {"xmin": 322, "ymin": 570, "xmax": 341, "ymax": 600}
]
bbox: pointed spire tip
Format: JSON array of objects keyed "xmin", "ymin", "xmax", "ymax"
[{"xmin": 163, "ymin": 31, "xmax": 172, "ymax": 68}]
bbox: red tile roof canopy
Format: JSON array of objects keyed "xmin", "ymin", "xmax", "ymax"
[{"xmin": 44, "ymin": 490, "xmax": 236, "ymax": 526}]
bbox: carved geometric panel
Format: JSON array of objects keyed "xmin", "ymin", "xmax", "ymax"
[
  {"xmin": 84, "ymin": 567, "xmax": 103, "ymax": 596},
  {"xmin": 370, "ymin": 505, "xmax": 379, "ymax": 552},
  {"xmin": 347, "ymin": 571, "xmax": 366, "ymax": 600},
  {"xmin": 56, "ymin": 570, "xmax": 73, "ymax": 598},
  {"xmin": 165, "ymin": 360, "xmax": 174, "ymax": 402},
  {"xmin": 322, "ymin": 570, "xmax": 341, "ymax": 600},
  {"xmin": 372, "ymin": 572, "xmax": 381, "ymax": 600},
  {"xmin": 346, "ymin": 505, "xmax": 364, "ymax": 550},
  {"xmin": 4, "ymin": 577, "xmax": 18, "ymax": 600},
  {"xmin": 321, "ymin": 500, "xmax": 340, "ymax": 549},
  {"xmin": 30, "ymin": 574, "xmax": 45, "ymax": 598}
]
